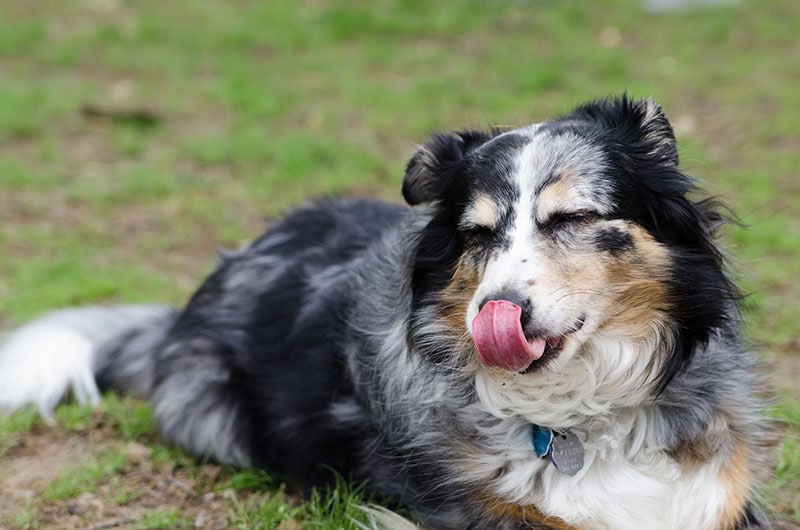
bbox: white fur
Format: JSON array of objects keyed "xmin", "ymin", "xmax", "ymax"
[
  {"xmin": 356, "ymin": 505, "xmax": 423, "ymax": 530},
  {"xmin": 457, "ymin": 384, "xmax": 736, "ymax": 529},
  {"xmin": 0, "ymin": 320, "xmax": 99, "ymax": 418}
]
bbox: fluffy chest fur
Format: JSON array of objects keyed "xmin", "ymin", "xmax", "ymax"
[{"xmin": 448, "ymin": 403, "xmax": 747, "ymax": 529}]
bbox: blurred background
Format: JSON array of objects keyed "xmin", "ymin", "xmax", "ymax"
[{"xmin": 0, "ymin": 0, "xmax": 797, "ymax": 528}]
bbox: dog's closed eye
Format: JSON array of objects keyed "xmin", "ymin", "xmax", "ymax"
[{"xmin": 541, "ymin": 210, "xmax": 600, "ymax": 234}]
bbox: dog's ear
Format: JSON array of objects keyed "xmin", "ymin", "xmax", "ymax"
[
  {"xmin": 569, "ymin": 96, "xmax": 679, "ymax": 166},
  {"xmin": 628, "ymin": 97, "xmax": 679, "ymax": 166},
  {"xmin": 402, "ymin": 131, "xmax": 493, "ymax": 206}
]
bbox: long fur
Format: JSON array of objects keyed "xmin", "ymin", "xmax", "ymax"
[{"xmin": 0, "ymin": 96, "xmax": 773, "ymax": 529}]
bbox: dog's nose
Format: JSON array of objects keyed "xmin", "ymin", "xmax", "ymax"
[{"xmin": 478, "ymin": 290, "xmax": 532, "ymax": 325}]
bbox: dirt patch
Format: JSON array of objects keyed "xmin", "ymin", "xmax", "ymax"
[
  {"xmin": 0, "ymin": 420, "xmax": 234, "ymax": 530},
  {"xmin": 0, "ymin": 426, "xmax": 88, "ymax": 520}
]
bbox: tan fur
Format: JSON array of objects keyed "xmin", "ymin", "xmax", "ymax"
[
  {"xmin": 536, "ymin": 176, "xmax": 576, "ymax": 218},
  {"xmin": 438, "ymin": 255, "xmax": 482, "ymax": 349},
  {"xmin": 668, "ymin": 414, "xmax": 733, "ymax": 470},
  {"xmin": 715, "ymin": 440, "xmax": 752, "ymax": 530},
  {"xmin": 462, "ymin": 193, "xmax": 500, "ymax": 231},
  {"xmin": 602, "ymin": 225, "xmax": 672, "ymax": 342},
  {"xmin": 475, "ymin": 493, "xmax": 579, "ymax": 530}
]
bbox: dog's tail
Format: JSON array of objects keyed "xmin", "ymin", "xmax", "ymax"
[{"xmin": 0, "ymin": 305, "xmax": 178, "ymax": 418}]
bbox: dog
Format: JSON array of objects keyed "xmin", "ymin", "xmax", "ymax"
[{"xmin": 0, "ymin": 96, "xmax": 772, "ymax": 529}]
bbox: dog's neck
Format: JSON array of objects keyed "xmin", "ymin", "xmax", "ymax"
[{"xmin": 456, "ymin": 400, "xmax": 755, "ymax": 530}]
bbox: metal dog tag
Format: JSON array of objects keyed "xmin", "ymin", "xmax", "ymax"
[{"xmin": 549, "ymin": 430, "xmax": 584, "ymax": 476}]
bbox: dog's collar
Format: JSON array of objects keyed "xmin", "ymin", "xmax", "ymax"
[{"xmin": 530, "ymin": 424, "xmax": 584, "ymax": 476}]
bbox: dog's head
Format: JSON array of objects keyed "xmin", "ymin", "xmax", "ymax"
[{"xmin": 405, "ymin": 96, "xmax": 737, "ymax": 421}]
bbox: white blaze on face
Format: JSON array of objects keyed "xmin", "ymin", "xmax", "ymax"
[
  {"xmin": 465, "ymin": 131, "xmax": 613, "ymax": 340},
  {"xmin": 463, "ymin": 137, "xmax": 550, "ymax": 331},
  {"xmin": 466, "ymin": 148, "xmax": 540, "ymax": 328}
]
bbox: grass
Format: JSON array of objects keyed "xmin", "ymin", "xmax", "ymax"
[
  {"xmin": 43, "ymin": 451, "xmax": 129, "ymax": 501},
  {"xmin": 0, "ymin": 0, "xmax": 798, "ymax": 527},
  {"xmin": 137, "ymin": 509, "xmax": 195, "ymax": 529},
  {"xmin": 226, "ymin": 476, "xmax": 374, "ymax": 530},
  {"xmin": 0, "ymin": 408, "xmax": 38, "ymax": 459},
  {"xmin": 768, "ymin": 394, "xmax": 800, "ymax": 521}
]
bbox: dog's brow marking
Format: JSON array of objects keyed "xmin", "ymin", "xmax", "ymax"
[
  {"xmin": 462, "ymin": 193, "xmax": 499, "ymax": 230},
  {"xmin": 534, "ymin": 170, "xmax": 562, "ymax": 197},
  {"xmin": 536, "ymin": 176, "xmax": 575, "ymax": 222}
]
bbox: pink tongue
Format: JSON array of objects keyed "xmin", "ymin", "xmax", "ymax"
[{"xmin": 472, "ymin": 300, "xmax": 546, "ymax": 372}]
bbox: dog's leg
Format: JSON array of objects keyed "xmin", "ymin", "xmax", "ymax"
[{"xmin": 148, "ymin": 336, "xmax": 255, "ymax": 467}]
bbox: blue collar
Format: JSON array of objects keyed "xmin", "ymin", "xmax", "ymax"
[{"xmin": 531, "ymin": 424, "xmax": 585, "ymax": 476}]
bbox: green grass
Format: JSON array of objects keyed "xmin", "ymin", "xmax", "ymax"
[
  {"xmin": 0, "ymin": 0, "xmax": 798, "ymax": 526},
  {"xmin": 767, "ymin": 395, "xmax": 800, "ymax": 521},
  {"xmin": 137, "ymin": 509, "xmax": 195, "ymax": 529},
  {"xmin": 226, "ymin": 480, "xmax": 374, "ymax": 530},
  {"xmin": 0, "ymin": 407, "xmax": 38, "ymax": 458},
  {"xmin": 43, "ymin": 451, "xmax": 128, "ymax": 501}
]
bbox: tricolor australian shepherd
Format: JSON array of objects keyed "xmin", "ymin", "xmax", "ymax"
[{"xmin": 0, "ymin": 97, "xmax": 773, "ymax": 529}]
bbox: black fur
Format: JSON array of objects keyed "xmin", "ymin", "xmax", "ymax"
[{"xmin": 592, "ymin": 226, "xmax": 634, "ymax": 255}]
